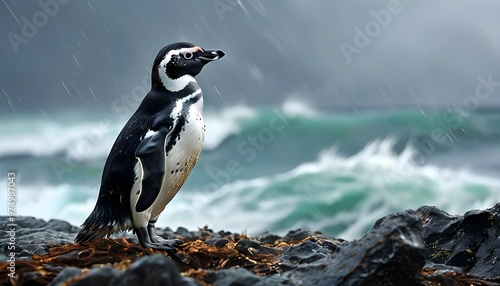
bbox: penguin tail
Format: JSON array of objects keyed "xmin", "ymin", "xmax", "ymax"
[{"xmin": 74, "ymin": 193, "xmax": 132, "ymax": 245}]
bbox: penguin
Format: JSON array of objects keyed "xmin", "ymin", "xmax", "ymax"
[{"xmin": 75, "ymin": 42, "xmax": 225, "ymax": 250}]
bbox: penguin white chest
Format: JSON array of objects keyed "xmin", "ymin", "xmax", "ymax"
[
  {"xmin": 154, "ymin": 103, "xmax": 205, "ymax": 215},
  {"xmin": 129, "ymin": 98, "xmax": 204, "ymax": 225}
]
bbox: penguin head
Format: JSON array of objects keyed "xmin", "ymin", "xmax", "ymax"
[{"xmin": 152, "ymin": 42, "xmax": 225, "ymax": 92}]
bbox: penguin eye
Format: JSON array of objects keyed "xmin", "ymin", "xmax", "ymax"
[{"xmin": 182, "ymin": 52, "xmax": 193, "ymax": 60}]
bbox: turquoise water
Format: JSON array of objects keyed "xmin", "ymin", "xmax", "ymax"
[{"xmin": 1, "ymin": 104, "xmax": 500, "ymax": 239}]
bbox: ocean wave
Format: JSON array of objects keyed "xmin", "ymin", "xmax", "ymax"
[
  {"xmin": 212, "ymin": 106, "xmax": 500, "ymax": 157},
  {"xmin": 203, "ymin": 105, "xmax": 257, "ymax": 150},
  {"xmin": 5, "ymin": 137, "xmax": 500, "ymax": 241},
  {"xmin": 3, "ymin": 107, "xmax": 499, "ymax": 240},
  {"xmin": 0, "ymin": 106, "xmax": 257, "ymax": 159},
  {"xmin": 159, "ymin": 138, "xmax": 500, "ymax": 239},
  {"xmin": 0, "ymin": 116, "xmax": 121, "ymax": 159},
  {"xmin": 0, "ymin": 182, "xmax": 96, "ymax": 228},
  {"xmin": 2, "ymin": 107, "xmax": 499, "ymax": 160}
]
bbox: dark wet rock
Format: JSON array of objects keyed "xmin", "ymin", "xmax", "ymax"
[
  {"xmin": 175, "ymin": 226, "xmax": 191, "ymax": 237},
  {"xmin": 70, "ymin": 265, "xmax": 122, "ymax": 286},
  {"xmin": 0, "ymin": 216, "xmax": 78, "ymax": 259},
  {"xmin": 46, "ymin": 219, "xmax": 80, "ymax": 233},
  {"xmin": 419, "ymin": 204, "xmax": 500, "ymax": 282},
  {"xmin": 318, "ymin": 238, "xmax": 342, "ymax": 252},
  {"xmin": 49, "ymin": 267, "xmax": 82, "ymax": 286},
  {"xmin": 121, "ymin": 255, "xmax": 189, "ymax": 286},
  {"xmin": 3, "ymin": 205, "xmax": 500, "ymax": 285},
  {"xmin": 206, "ymin": 268, "xmax": 264, "ymax": 286},
  {"xmin": 204, "ymin": 238, "xmax": 229, "ymax": 248},
  {"xmin": 280, "ymin": 229, "xmax": 311, "ymax": 243},
  {"xmin": 174, "ymin": 226, "xmax": 218, "ymax": 242},
  {"xmin": 51, "ymin": 255, "xmax": 192, "ymax": 286},
  {"xmin": 422, "ymin": 262, "xmax": 500, "ymax": 286},
  {"xmin": 293, "ymin": 210, "xmax": 426, "ymax": 286},
  {"xmin": 217, "ymin": 230, "xmax": 233, "ymax": 237},
  {"xmin": 155, "ymin": 227, "xmax": 176, "ymax": 240},
  {"xmin": 234, "ymin": 239, "xmax": 261, "ymax": 256},
  {"xmin": 9, "ymin": 216, "xmax": 48, "ymax": 229},
  {"xmin": 424, "ymin": 261, "xmax": 464, "ymax": 275},
  {"xmin": 215, "ymin": 239, "xmax": 229, "ymax": 248},
  {"xmin": 258, "ymin": 232, "xmax": 282, "ymax": 244},
  {"xmin": 281, "ymin": 240, "xmax": 328, "ymax": 267},
  {"xmin": 235, "ymin": 238, "xmax": 282, "ymax": 257}
]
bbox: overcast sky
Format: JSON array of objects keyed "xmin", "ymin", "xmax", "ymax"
[{"xmin": 1, "ymin": 1, "xmax": 500, "ymax": 115}]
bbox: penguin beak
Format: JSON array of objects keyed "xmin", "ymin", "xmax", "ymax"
[{"xmin": 196, "ymin": 50, "xmax": 225, "ymax": 63}]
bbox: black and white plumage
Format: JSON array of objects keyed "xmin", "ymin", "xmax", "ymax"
[{"xmin": 75, "ymin": 42, "xmax": 225, "ymax": 250}]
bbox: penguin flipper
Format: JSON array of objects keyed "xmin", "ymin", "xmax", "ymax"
[{"xmin": 134, "ymin": 127, "xmax": 170, "ymax": 213}]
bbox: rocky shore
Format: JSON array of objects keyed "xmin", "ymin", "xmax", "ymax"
[{"xmin": 2, "ymin": 205, "xmax": 500, "ymax": 285}]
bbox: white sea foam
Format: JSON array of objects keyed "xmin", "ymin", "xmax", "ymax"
[
  {"xmin": 281, "ymin": 97, "xmax": 317, "ymax": 118},
  {"xmin": 159, "ymin": 138, "xmax": 500, "ymax": 239},
  {"xmin": 0, "ymin": 116, "xmax": 121, "ymax": 159},
  {"xmin": 0, "ymin": 182, "xmax": 97, "ymax": 228},
  {"xmin": 203, "ymin": 105, "xmax": 257, "ymax": 150}
]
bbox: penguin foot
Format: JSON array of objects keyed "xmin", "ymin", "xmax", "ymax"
[
  {"xmin": 151, "ymin": 236, "xmax": 182, "ymax": 246},
  {"xmin": 147, "ymin": 223, "xmax": 182, "ymax": 245},
  {"xmin": 136, "ymin": 226, "xmax": 179, "ymax": 251}
]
